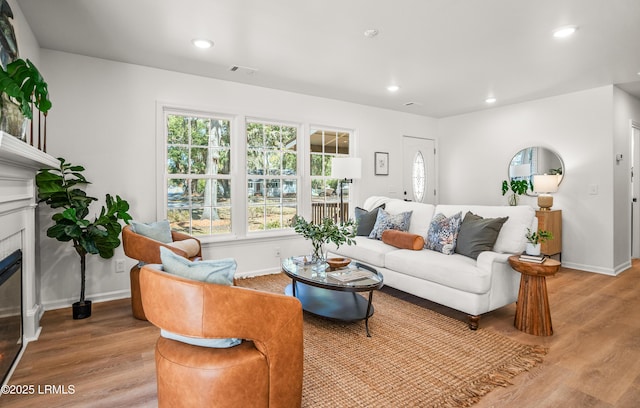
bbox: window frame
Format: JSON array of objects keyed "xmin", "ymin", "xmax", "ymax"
[{"xmin": 157, "ymin": 103, "xmax": 319, "ymax": 243}]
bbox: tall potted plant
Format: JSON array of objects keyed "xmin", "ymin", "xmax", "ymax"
[{"xmin": 36, "ymin": 158, "xmax": 132, "ymax": 319}]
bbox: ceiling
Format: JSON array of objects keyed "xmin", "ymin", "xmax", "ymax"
[{"xmin": 16, "ymin": 0, "xmax": 640, "ymax": 118}]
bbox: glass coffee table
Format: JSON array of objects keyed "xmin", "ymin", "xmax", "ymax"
[{"xmin": 281, "ymin": 257, "xmax": 384, "ymax": 337}]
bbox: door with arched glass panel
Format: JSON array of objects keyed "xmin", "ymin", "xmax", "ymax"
[{"xmin": 402, "ymin": 136, "xmax": 435, "ymax": 204}]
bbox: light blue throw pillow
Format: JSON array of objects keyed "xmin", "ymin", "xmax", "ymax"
[
  {"xmin": 130, "ymin": 220, "xmax": 173, "ymax": 243},
  {"xmin": 368, "ymin": 209, "xmax": 413, "ymax": 240},
  {"xmin": 159, "ymin": 247, "xmax": 241, "ymax": 348}
]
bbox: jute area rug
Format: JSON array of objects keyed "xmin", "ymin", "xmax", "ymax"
[{"xmin": 236, "ymin": 273, "xmax": 546, "ymax": 408}]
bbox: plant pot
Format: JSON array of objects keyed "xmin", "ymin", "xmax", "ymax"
[
  {"xmin": 72, "ymin": 300, "xmax": 92, "ymax": 319},
  {"xmin": 525, "ymin": 243, "xmax": 541, "ymax": 256}
]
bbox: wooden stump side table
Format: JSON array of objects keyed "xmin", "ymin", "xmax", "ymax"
[{"xmin": 508, "ymin": 255, "xmax": 561, "ymax": 336}]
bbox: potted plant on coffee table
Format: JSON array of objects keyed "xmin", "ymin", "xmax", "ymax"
[
  {"xmin": 291, "ymin": 216, "xmax": 357, "ymax": 268},
  {"xmin": 524, "ymin": 228, "xmax": 553, "ymax": 256},
  {"xmin": 36, "ymin": 158, "xmax": 132, "ymax": 319}
]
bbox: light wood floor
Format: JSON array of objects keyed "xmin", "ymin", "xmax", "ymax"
[{"xmin": 2, "ymin": 261, "xmax": 640, "ymax": 407}]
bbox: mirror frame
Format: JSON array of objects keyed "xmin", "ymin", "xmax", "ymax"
[{"xmin": 508, "ymin": 146, "xmax": 564, "ymax": 196}]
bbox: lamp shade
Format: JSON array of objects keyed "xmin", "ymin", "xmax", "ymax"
[
  {"xmin": 331, "ymin": 157, "xmax": 361, "ymax": 180},
  {"xmin": 533, "ymin": 174, "xmax": 559, "ymax": 193}
]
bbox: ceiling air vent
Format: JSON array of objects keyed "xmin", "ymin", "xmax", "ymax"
[
  {"xmin": 228, "ymin": 65, "xmax": 258, "ymax": 75},
  {"xmin": 404, "ymin": 102, "xmax": 422, "ymax": 107}
]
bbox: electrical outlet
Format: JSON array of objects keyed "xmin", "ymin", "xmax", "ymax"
[
  {"xmin": 275, "ymin": 247, "xmax": 281, "ymax": 257},
  {"xmin": 115, "ymin": 259, "xmax": 125, "ymax": 273}
]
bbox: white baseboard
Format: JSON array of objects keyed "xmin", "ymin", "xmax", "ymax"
[
  {"xmin": 235, "ymin": 267, "xmax": 281, "ymax": 280},
  {"xmin": 561, "ymin": 261, "xmax": 619, "ymax": 276},
  {"xmin": 42, "ymin": 289, "xmax": 132, "ymax": 311}
]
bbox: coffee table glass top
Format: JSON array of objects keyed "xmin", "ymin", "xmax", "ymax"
[{"xmin": 281, "ymin": 257, "xmax": 383, "ymax": 291}]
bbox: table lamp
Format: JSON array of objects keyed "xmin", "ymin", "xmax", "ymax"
[
  {"xmin": 533, "ymin": 174, "xmax": 559, "ymax": 211},
  {"xmin": 331, "ymin": 157, "xmax": 362, "ymax": 223}
]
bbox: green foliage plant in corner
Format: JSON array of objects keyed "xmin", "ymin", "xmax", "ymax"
[
  {"xmin": 36, "ymin": 158, "xmax": 132, "ymax": 319},
  {"xmin": 501, "ymin": 178, "xmax": 532, "ymax": 206},
  {"xmin": 291, "ymin": 216, "xmax": 357, "ymax": 262}
]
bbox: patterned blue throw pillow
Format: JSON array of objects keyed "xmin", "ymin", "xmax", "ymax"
[
  {"xmin": 368, "ymin": 209, "xmax": 413, "ymax": 240},
  {"xmin": 425, "ymin": 212, "xmax": 462, "ymax": 255}
]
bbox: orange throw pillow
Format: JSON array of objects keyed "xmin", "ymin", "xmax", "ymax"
[{"xmin": 381, "ymin": 230, "xmax": 425, "ymax": 250}]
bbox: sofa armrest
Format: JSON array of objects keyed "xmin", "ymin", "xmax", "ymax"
[{"xmin": 476, "ymin": 251, "xmax": 511, "ymax": 272}]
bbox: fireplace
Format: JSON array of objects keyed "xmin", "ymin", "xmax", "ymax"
[
  {"xmin": 0, "ymin": 131, "xmax": 57, "ymax": 384},
  {"xmin": 0, "ymin": 250, "xmax": 22, "ymax": 384}
]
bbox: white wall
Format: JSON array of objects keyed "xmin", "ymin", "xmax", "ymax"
[
  {"xmin": 438, "ymin": 87, "xmax": 616, "ymax": 274},
  {"xmin": 613, "ymin": 87, "xmax": 640, "ymax": 270},
  {"xmin": 37, "ymin": 50, "xmax": 437, "ymax": 308}
]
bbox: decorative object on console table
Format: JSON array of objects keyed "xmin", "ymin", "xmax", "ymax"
[
  {"xmin": 536, "ymin": 209, "xmax": 562, "ymax": 260},
  {"xmin": 508, "ymin": 255, "xmax": 561, "ymax": 336},
  {"xmin": 533, "ymin": 174, "xmax": 559, "ymax": 210},
  {"xmin": 331, "ymin": 157, "xmax": 361, "ymax": 224},
  {"xmin": 501, "ymin": 178, "xmax": 531, "ymax": 206},
  {"xmin": 374, "ymin": 151, "xmax": 389, "ymax": 175},
  {"xmin": 35, "ymin": 158, "xmax": 132, "ymax": 319}
]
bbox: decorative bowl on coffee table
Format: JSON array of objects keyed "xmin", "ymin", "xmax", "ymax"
[{"xmin": 327, "ymin": 257, "xmax": 351, "ymax": 269}]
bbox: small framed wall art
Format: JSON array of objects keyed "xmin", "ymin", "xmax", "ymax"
[{"xmin": 375, "ymin": 152, "xmax": 389, "ymax": 175}]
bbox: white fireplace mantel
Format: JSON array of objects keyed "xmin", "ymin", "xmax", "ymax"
[{"xmin": 0, "ymin": 131, "xmax": 58, "ymax": 383}]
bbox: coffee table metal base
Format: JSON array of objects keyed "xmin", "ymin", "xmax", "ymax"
[{"xmin": 285, "ymin": 282, "xmax": 375, "ymax": 336}]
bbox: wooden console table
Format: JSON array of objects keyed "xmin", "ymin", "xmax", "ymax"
[
  {"xmin": 536, "ymin": 209, "xmax": 562, "ymax": 259},
  {"xmin": 508, "ymin": 255, "xmax": 561, "ymax": 336}
]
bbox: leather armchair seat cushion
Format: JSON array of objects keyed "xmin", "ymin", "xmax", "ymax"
[{"xmin": 156, "ymin": 338, "xmax": 269, "ymax": 407}]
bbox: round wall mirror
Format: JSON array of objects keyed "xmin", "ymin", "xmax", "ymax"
[{"xmin": 508, "ymin": 147, "xmax": 564, "ymax": 194}]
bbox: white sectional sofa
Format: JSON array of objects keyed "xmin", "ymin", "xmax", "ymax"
[{"xmin": 327, "ymin": 196, "xmax": 537, "ymax": 329}]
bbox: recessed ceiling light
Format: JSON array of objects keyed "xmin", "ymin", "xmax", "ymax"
[
  {"xmin": 552, "ymin": 25, "xmax": 578, "ymax": 38},
  {"xmin": 364, "ymin": 29, "xmax": 379, "ymax": 38},
  {"xmin": 387, "ymin": 85, "xmax": 400, "ymax": 92},
  {"xmin": 192, "ymin": 39, "xmax": 214, "ymax": 49},
  {"xmin": 485, "ymin": 97, "xmax": 497, "ymax": 104}
]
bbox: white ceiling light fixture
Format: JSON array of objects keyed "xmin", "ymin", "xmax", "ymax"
[
  {"xmin": 552, "ymin": 25, "xmax": 578, "ymax": 39},
  {"xmin": 192, "ymin": 38, "xmax": 214, "ymax": 49},
  {"xmin": 364, "ymin": 29, "xmax": 379, "ymax": 38},
  {"xmin": 485, "ymin": 97, "xmax": 497, "ymax": 104},
  {"xmin": 387, "ymin": 85, "xmax": 400, "ymax": 92}
]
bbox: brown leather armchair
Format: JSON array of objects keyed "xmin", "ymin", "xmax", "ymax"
[
  {"xmin": 122, "ymin": 225, "xmax": 202, "ymax": 320},
  {"xmin": 140, "ymin": 264, "xmax": 304, "ymax": 408}
]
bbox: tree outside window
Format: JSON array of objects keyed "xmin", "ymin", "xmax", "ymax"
[{"xmin": 166, "ymin": 113, "xmax": 231, "ymax": 236}]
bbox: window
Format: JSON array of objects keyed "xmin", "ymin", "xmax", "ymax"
[
  {"xmin": 412, "ymin": 151, "xmax": 426, "ymax": 202},
  {"xmin": 246, "ymin": 120, "xmax": 298, "ymax": 231},
  {"xmin": 310, "ymin": 128, "xmax": 352, "ymax": 223},
  {"xmin": 165, "ymin": 113, "xmax": 232, "ymax": 236}
]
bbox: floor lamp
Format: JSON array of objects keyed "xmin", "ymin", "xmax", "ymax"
[{"xmin": 331, "ymin": 157, "xmax": 362, "ymax": 224}]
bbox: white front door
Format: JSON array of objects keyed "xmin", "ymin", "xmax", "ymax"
[{"xmin": 402, "ymin": 136, "xmax": 436, "ymax": 203}]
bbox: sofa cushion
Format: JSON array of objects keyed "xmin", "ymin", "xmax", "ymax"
[
  {"xmin": 424, "ymin": 212, "xmax": 462, "ymax": 255},
  {"xmin": 130, "ymin": 220, "xmax": 173, "ymax": 243},
  {"xmin": 369, "ymin": 209, "xmax": 413, "ymax": 240},
  {"xmin": 434, "ymin": 205, "xmax": 535, "ymax": 254},
  {"xmin": 382, "ymin": 230, "xmax": 424, "ymax": 250},
  {"xmin": 327, "ymin": 236, "xmax": 397, "ymax": 268},
  {"xmin": 455, "ymin": 212, "xmax": 508, "ymax": 260},
  {"xmin": 354, "ymin": 204, "xmax": 385, "ymax": 236},
  {"xmin": 385, "ymin": 249, "xmax": 491, "ymax": 294},
  {"xmin": 380, "ymin": 199, "xmax": 436, "ymax": 236},
  {"xmin": 159, "ymin": 247, "xmax": 241, "ymax": 348}
]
